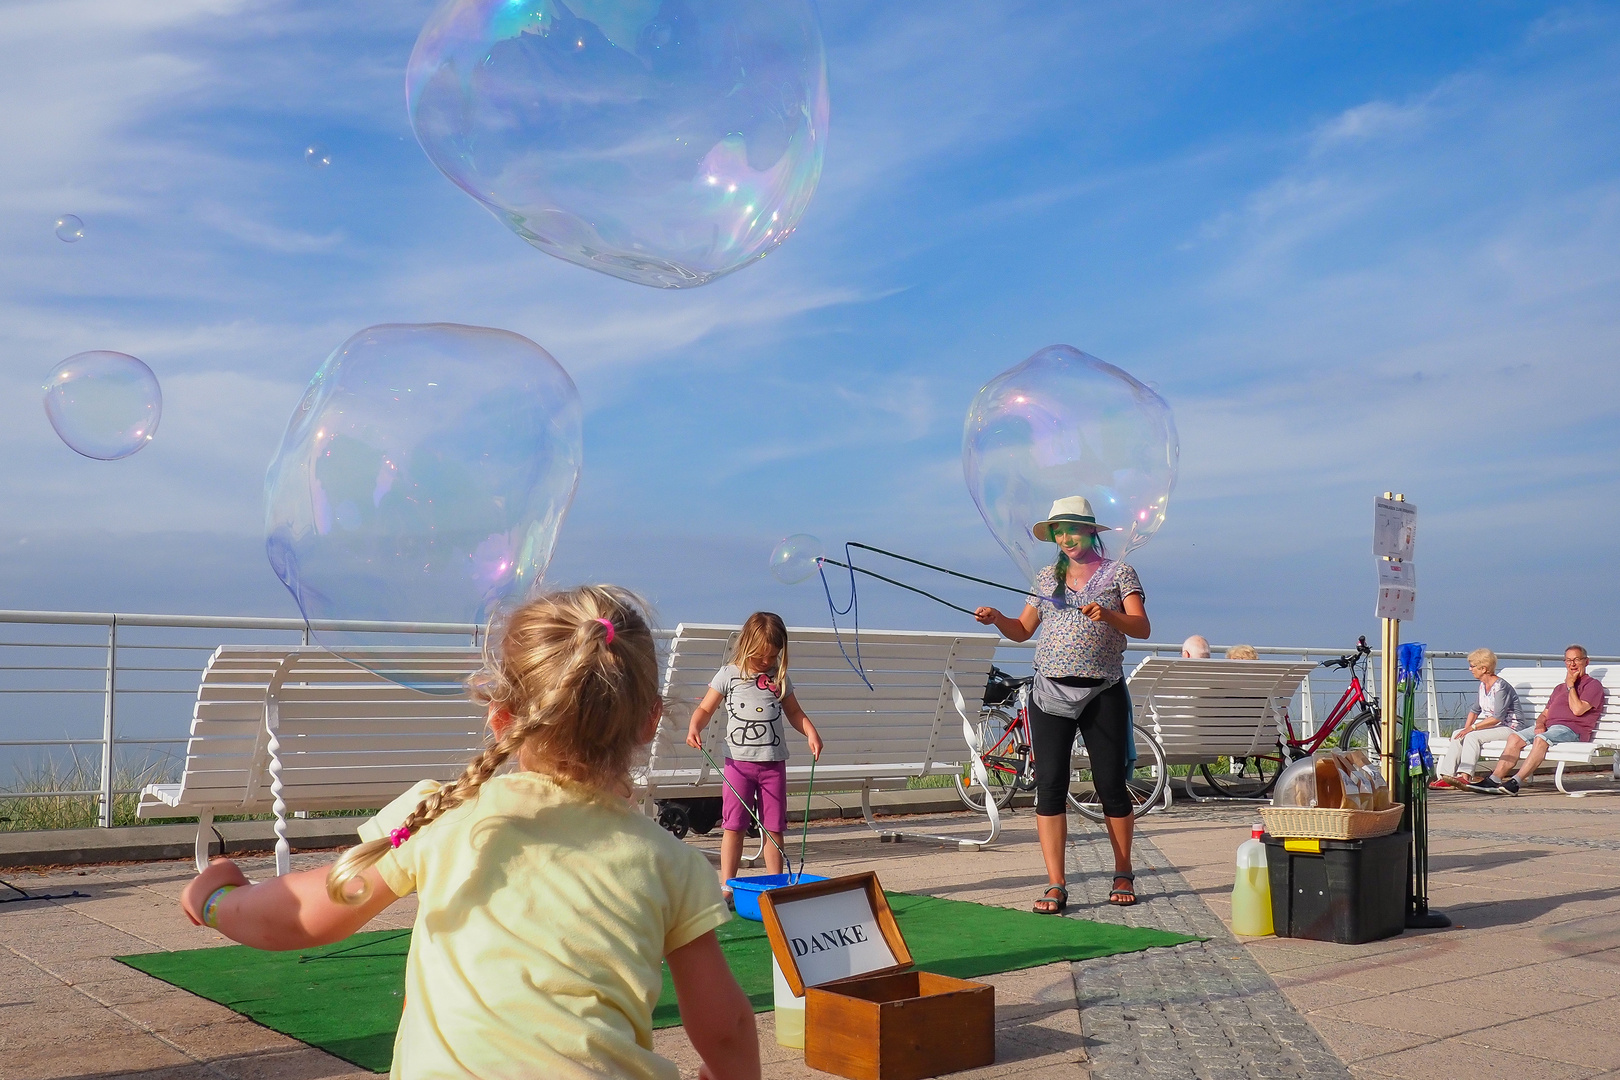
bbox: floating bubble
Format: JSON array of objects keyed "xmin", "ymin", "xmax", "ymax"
[
  {"xmin": 305, "ymin": 143, "xmax": 332, "ymax": 168},
  {"xmin": 406, "ymin": 0, "xmax": 829, "ymax": 289},
  {"xmin": 963, "ymin": 345, "xmax": 1178, "ymax": 584},
  {"xmin": 265, "ymin": 323, "xmax": 582, "ymax": 688},
  {"xmin": 55, "ymin": 214, "xmax": 84, "ymax": 242},
  {"xmin": 770, "ymin": 534, "xmax": 824, "ymax": 584},
  {"xmin": 41, "ymin": 351, "xmax": 162, "ymax": 460}
]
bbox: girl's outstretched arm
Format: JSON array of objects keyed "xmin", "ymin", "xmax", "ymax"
[
  {"xmin": 687, "ymin": 688, "xmax": 724, "ymax": 749},
  {"xmin": 668, "ymin": 929, "xmax": 760, "ymax": 1080},
  {"xmin": 180, "ymin": 856, "xmax": 398, "ymax": 950},
  {"xmin": 782, "ymin": 694, "xmax": 822, "ymax": 760}
]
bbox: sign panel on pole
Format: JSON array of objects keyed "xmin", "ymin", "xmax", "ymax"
[
  {"xmin": 1373, "ymin": 498, "xmax": 1416, "ymax": 560},
  {"xmin": 1376, "ymin": 559, "xmax": 1415, "ymax": 621}
]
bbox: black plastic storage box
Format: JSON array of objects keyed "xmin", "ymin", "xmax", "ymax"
[{"xmin": 1262, "ymin": 830, "xmax": 1407, "ymax": 944}]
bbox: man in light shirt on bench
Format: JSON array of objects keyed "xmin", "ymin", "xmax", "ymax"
[{"xmin": 1471, "ymin": 645, "xmax": 1605, "ymax": 795}]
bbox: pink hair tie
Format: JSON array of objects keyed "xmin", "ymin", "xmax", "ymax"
[
  {"xmin": 595, "ymin": 617, "xmax": 615, "ymax": 644},
  {"xmin": 389, "ymin": 826, "xmax": 411, "ymax": 849}
]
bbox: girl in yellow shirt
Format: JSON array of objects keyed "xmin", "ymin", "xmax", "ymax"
[{"xmin": 180, "ymin": 585, "xmax": 758, "ymax": 1080}]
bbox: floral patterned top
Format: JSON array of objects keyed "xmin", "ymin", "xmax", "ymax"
[{"xmin": 1025, "ymin": 560, "xmax": 1145, "ymax": 682}]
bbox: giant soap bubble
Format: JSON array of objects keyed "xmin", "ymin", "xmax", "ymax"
[
  {"xmin": 265, "ymin": 324, "xmax": 582, "ymax": 686},
  {"xmin": 406, "ymin": 0, "xmax": 828, "ymax": 289},
  {"xmin": 963, "ymin": 345, "xmax": 1178, "ymax": 585},
  {"xmin": 770, "ymin": 533, "xmax": 823, "ymax": 584},
  {"xmin": 42, "ymin": 351, "xmax": 162, "ymax": 460},
  {"xmin": 55, "ymin": 214, "xmax": 84, "ymax": 242}
]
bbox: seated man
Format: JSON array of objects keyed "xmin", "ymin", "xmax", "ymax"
[
  {"xmin": 1182, "ymin": 635, "xmax": 1211, "ymax": 659},
  {"xmin": 1471, "ymin": 645, "xmax": 1605, "ymax": 795},
  {"xmin": 1435, "ymin": 648, "xmax": 1523, "ymax": 788}
]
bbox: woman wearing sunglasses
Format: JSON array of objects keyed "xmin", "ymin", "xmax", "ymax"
[{"xmin": 973, "ymin": 497, "xmax": 1150, "ymax": 912}]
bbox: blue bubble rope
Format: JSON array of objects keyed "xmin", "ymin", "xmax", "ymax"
[
  {"xmin": 814, "ymin": 541, "xmax": 1033, "ymax": 688},
  {"xmin": 818, "ymin": 543, "xmax": 874, "ymax": 690}
]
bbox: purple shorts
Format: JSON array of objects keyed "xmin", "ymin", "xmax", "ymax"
[{"xmin": 722, "ymin": 758, "xmax": 788, "ymax": 833}]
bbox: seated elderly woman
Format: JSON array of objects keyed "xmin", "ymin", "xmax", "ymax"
[
  {"xmin": 1225, "ymin": 644, "xmax": 1259, "ymax": 660},
  {"xmin": 1434, "ymin": 648, "xmax": 1523, "ymax": 788}
]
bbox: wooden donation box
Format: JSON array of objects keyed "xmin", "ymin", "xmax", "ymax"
[{"xmin": 758, "ymin": 873, "xmax": 995, "ymax": 1080}]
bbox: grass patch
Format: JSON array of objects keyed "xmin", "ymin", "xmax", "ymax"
[{"xmin": 0, "ymin": 758, "xmax": 379, "ymax": 832}]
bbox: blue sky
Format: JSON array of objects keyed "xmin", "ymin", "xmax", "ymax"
[{"xmin": 2, "ymin": 0, "xmax": 1618, "ymax": 654}]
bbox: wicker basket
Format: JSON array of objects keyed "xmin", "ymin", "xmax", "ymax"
[{"xmin": 1259, "ymin": 803, "xmax": 1404, "ymax": 841}]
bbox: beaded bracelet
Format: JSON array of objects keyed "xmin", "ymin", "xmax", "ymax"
[{"xmin": 201, "ymin": 884, "xmax": 238, "ymax": 929}]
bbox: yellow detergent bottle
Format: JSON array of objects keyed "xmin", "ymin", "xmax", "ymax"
[{"xmin": 1231, "ymin": 824, "xmax": 1274, "ymax": 936}]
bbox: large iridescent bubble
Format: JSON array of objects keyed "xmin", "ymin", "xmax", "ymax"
[
  {"xmin": 406, "ymin": 0, "xmax": 828, "ymax": 289},
  {"xmin": 770, "ymin": 533, "xmax": 823, "ymax": 584},
  {"xmin": 963, "ymin": 345, "xmax": 1178, "ymax": 584},
  {"xmin": 41, "ymin": 351, "xmax": 162, "ymax": 460},
  {"xmin": 265, "ymin": 324, "xmax": 582, "ymax": 682}
]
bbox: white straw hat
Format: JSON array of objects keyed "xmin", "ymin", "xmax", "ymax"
[{"xmin": 1031, "ymin": 496, "xmax": 1112, "ymax": 542}]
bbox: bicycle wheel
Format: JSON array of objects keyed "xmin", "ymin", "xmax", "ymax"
[
  {"xmin": 1337, "ymin": 711, "xmax": 1384, "ymax": 757},
  {"xmin": 1069, "ymin": 724, "xmax": 1168, "ymax": 822},
  {"xmin": 955, "ymin": 707, "xmax": 1025, "ymax": 813},
  {"xmin": 1198, "ymin": 754, "xmax": 1284, "ymax": 799}
]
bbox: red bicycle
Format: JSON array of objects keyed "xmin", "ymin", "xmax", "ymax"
[{"xmin": 1200, "ymin": 636, "xmax": 1383, "ymax": 798}]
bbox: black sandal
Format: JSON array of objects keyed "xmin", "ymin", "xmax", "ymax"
[
  {"xmin": 1108, "ymin": 873, "xmax": 1137, "ymax": 907},
  {"xmin": 1033, "ymin": 884, "xmax": 1068, "ymax": 915}
]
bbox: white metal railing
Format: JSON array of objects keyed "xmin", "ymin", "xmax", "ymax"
[{"xmin": 0, "ymin": 607, "xmax": 1611, "ymax": 829}]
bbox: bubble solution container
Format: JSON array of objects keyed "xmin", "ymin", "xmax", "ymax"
[
  {"xmin": 728, "ymin": 873, "xmax": 829, "ymax": 1049},
  {"xmin": 1230, "ymin": 825, "xmax": 1274, "ymax": 937},
  {"xmin": 728, "ymin": 873, "xmax": 828, "ymax": 923},
  {"xmin": 1262, "ymin": 831, "xmax": 1407, "ymax": 944}
]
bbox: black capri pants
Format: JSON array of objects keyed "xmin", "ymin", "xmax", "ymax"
[{"xmin": 1030, "ymin": 678, "xmax": 1133, "ymax": 818}]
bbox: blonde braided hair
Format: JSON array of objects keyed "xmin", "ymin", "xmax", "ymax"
[{"xmin": 327, "ymin": 585, "xmax": 661, "ymax": 904}]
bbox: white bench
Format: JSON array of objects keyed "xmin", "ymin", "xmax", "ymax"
[
  {"xmin": 138, "ymin": 646, "xmax": 487, "ymax": 873},
  {"xmin": 1430, "ymin": 665, "xmax": 1617, "ymax": 797},
  {"xmin": 645, "ymin": 623, "xmax": 1001, "ymax": 849},
  {"xmin": 1127, "ymin": 657, "xmax": 1319, "ymax": 800}
]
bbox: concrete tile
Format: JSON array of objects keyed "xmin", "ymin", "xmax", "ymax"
[
  {"xmin": 1314, "ymin": 989, "xmax": 1505, "ymax": 1039},
  {"xmin": 1299, "ymin": 1016, "xmax": 1429, "ymax": 1063},
  {"xmin": 1274, "ymin": 978, "xmax": 1388, "ymax": 1013},
  {"xmin": 1355, "ymin": 1039, "xmax": 1598, "ymax": 1080},
  {"xmin": 1460, "ymin": 1015, "xmax": 1620, "ymax": 1070},
  {"xmin": 1407, "ymin": 976, "xmax": 1599, "ymax": 1016},
  {"xmin": 1552, "ymin": 998, "xmax": 1620, "ymax": 1030}
]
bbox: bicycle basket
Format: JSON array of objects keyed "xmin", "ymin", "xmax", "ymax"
[{"xmin": 982, "ymin": 665, "xmax": 1020, "ymax": 707}]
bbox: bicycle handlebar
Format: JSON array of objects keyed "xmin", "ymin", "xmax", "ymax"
[{"xmin": 1319, "ymin": 636, "xmax": 1374, "ymax": 670}]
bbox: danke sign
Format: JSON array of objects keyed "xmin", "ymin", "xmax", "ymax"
[{"xmin": 769, "ymin": 881, "xmax": 900, "ymax": 986}]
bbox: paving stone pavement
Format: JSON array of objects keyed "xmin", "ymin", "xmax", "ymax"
[{"xmin": 1062, "ymin": 829, "xmax": 1353, "ymax": 1080}]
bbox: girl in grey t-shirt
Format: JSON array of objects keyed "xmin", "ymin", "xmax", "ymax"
[{"xmin": 686, "ymin": 612, "xmax": 823, "ymax": 903}]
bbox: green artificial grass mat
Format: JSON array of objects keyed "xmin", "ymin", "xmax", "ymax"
[{"xmin": 118, "ymin": 892, "xmax": 1196, "ymax": 1073}]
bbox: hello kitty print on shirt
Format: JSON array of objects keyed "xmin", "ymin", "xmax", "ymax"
[{"xmin": 709, "ymin": 664, "xmax": 794, "ymax": 763}]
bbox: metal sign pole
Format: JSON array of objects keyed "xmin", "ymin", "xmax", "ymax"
[{"xmin": 1378, "ymin": 493, "xmax": 1404, "ymax": 788}]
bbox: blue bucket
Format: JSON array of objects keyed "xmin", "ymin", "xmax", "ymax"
[{"xmin": 726, "ymin": 873, "xmax": 827, "ymax": 922}]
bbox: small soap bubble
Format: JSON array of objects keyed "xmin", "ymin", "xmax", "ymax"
[
  {"xmin": 406, "ymin": 0, "xmax": 829, "ymax": 288},
  {"xmin": 42, "ymin": 352, "xmax": 162, "ymax": 460},
  {"xmin": 265, "ymin": 323, "xmax": 582, "ymax": 691},
  {"xmin": 963, "ymin": 345, "xmax": 1178, "ymax": 584},
  {"xmin": 55, "ymin": 214, "xmax": 84, "ymax": 242},
  {"xmin": 305, "ymin": 143, "xmax": 332, "ymax": 168},
  {"xmin": 770, "ymin": 534, "xmax": 824, "ymax": 584}
]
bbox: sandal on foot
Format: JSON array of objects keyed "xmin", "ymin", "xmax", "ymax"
[
  {"xmin": 1033, "ymin": 884, "xmax": 1068, "ymax": 915},
  {"xmin": 1109, "ymin": 873, "xmax": 1137, "ymax": 907}
]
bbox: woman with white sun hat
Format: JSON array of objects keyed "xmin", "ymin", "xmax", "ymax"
[{"xmin": 974, "ymin": 496, "xmax": 1151, "ymax": 912}]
